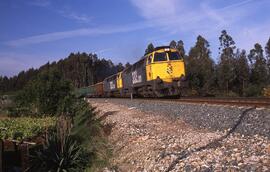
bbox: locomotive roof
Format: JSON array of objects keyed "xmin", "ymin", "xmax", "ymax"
[
  {"xmin": 154, "ymin": 46, "xmax": 171, "ymax": 51},
  {"xmin": 105, "ymin": 46, "xmax": 177, "ymax": 78}
]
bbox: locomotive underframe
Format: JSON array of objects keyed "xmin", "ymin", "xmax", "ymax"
[{"xmin": 104, "ymin": 77, "xmax": 187, "ymax": 98}]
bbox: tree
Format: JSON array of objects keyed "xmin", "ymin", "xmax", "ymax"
[
  {"xmin": 234, "ymin": 49, "xmax": 249, "ymax": 96},
  {"xmin": 0, "ymin": 76, "xmax": 3, "ymax": 94},
  {"xmin": 125, "ymin": 62, "xmax": 132, "ymax": 68},
  {"xmin": 217, "ymin": 30, "xmax": 236, "ymax": 95},
  {"xmin": 169, "ymin": 40, "xmax": 177, "ymax": 49},
  {"xmin": 187, "ymin": 35, "xmax": 214, "ymax": 94},
  {"xmin": 145, "ymin": 43, "xmax": 155, "ymax": 55},
  {"xmin": 176, "ymin": 40, "xmax": 185, "ymax": 59},
  {"xmin": 16, "ymin": 69, "xmax": 73, "ymax": 115},
  {"xmin": 265, "ymin": 37, "xmax": 270, "ymax": 84},
  {"xmin": 248, "ymin": 43, "xmax": 268, "ymax": 92},
  {"xmin": 116, "ymin": 63, "xmax": 124, "ymax": 72}
]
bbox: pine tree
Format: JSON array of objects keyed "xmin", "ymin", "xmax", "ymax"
[
  {"xmin": 217, "ymin": 30, "xmax": 236, "ymax": 95},
  {"xmin": 176, "ymin": 40, "xmax": 185, "ymax": 58},
  {"xmin": 169, "ymin": 40, "xmax": 177, "ymax": 49},
  {"xmin": 116, "ymin": 63, "xmax": 124, "ymax": 72},
  {"xmin": 145, "ymin": 43, "xmax": 154, "ymax": 55}
]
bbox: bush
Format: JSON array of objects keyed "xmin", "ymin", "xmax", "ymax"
[{"xmin": 244, "ymin": 84, "xmax": 263, "ymax": 97}]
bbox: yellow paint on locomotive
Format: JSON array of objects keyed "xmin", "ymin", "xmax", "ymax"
[
  {"xmin": 116, "ymin": 72, "xmax": 123, "ymax": 89},
  {"xmin": 146, "ymin": 48, "xmax": 185, "ymax": 83}
]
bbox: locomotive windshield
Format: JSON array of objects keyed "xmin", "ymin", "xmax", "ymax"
[
  {"xmin": 168, "ymin": 51, "xmax": 182, "ymax": 60},
  {"xmin": 154, "ymin": 52, "xmax": 167, "ymax": 62}
]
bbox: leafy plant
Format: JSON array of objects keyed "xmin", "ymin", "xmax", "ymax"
[
  {"xmin": 29, "ymin": 133, "xmax": 92, "ymax": 172},
  {"xmin": 0, "ymin": 117, "xmax": 55, "ymax": 141}
]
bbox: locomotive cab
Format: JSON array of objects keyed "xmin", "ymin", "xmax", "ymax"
[{"xmin": 146, "ymin": 47, "xmax": 185, "ymax": 83}]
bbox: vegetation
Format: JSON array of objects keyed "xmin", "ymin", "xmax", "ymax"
[
  {"xmin": 159, "ymin": 31, "xmax": 270, "ymax": 97},
  {"xmin": 10, "ymin": 69, "xmax": 73, "ymax": 116},
  {"xmin": 0, "ymin": 29, "xmax": 269, "ymax": 171},
  {"xmin": 30, "ymin": 133, "xmax": 91, "ymax": 172},
  {"xmin": 1, "ymin": 31, "xmax": 270, "ymax": 98},
  {"xmin": 185, "ymin": 35, "xmax": 214, "ymax": 95},
  {"xmin": 0, "ymin": 65, "xmax": 109, "ymax": 171},
  {"xmin": 28, "ymin": 98, "xmax": 108, "ymax": 171},
  {"xmin": 144, "ymin": 43, "xmax": 155, "ymax": 55},
  {"xmin": 0, "ymin": 52, "xmax": 126, "ymax": 94},
  {"xmin": 70, "ymin": 100, "xmax": 110, "ymax": 171},
  {"xmin": 0, "ymin": 117, "xmax": 55, "ymax": 141}
]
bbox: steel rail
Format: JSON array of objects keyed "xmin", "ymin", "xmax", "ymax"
[{"xmin": 160, "ymin": 97, "xmax": 270, "ymax": 107}]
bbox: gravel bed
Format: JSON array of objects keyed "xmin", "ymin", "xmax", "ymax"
[
  {"xmin": 90, "ymin": 98, "xmax": 270, "ymax": 138},
  {"xmin": 90, "ymin": 100, "xmax": 270, "ymax": 172}
]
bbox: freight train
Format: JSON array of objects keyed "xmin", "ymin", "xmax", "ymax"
[{"xmin": 77, "ymin": 46, "xmax": 187, "ymax": 98}]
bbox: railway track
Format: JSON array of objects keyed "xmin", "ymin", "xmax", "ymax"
[
  {"xmin": 175, "ymin": 97, "xmax": 270, "ymax": 107},
  {"xmin": 126, "ymin": 97, "xmax": 270, "ymax": 107},
  {"xmin": 90, "ymin": 97, "xmax": 270, "ymax": 107}
]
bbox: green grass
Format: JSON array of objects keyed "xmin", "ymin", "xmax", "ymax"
[{"xmin": 0, "ymin": 117, "xmax": 56, "ymax": 141}]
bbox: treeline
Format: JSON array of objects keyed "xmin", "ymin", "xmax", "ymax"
[
  {"xmin": 1, "ymin": 30, "xmax": 270, "ymax": 97},
  {"xmin": 146, "ymin": 30, "xmax": 270, "ymax": 97},
  {"xmin": 0, "ymin": 53, "xmax": 128, "ymax": 93}
]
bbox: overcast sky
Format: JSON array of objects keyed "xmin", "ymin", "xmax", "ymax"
[{"xmin": 0, "ymin": 0, "xmax": 270, "ymax": 76}]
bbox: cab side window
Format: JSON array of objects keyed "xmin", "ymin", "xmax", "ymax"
[
  {"xmin": 154, "ymin": 52, "xmax": 167, "ymax": 62},
  {"xmin": 147, "ymin": 55, "xmax": 152, "ymax": 65}
]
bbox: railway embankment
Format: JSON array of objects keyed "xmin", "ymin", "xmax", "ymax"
[
  {"xmin": 89, "ymin": 98, "xmax": 269, "ymax": 171},
  {"xmin": 92, "ymin": 98, "xmax": 270, "ymax": 138}
]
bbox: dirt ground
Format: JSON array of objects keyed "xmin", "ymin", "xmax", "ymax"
[{"xmin": 89, "ymin": 100, "xmax": 270, "ymax": 172}]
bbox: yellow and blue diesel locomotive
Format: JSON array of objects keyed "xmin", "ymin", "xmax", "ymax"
[{"xmin": 87, "ymin": 46, "xmax": 186, "ymax": 98}]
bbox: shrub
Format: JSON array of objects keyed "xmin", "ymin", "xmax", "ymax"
[{"xmin": 244, "ymin": 84, "xmax": 263, "ymax": 97}]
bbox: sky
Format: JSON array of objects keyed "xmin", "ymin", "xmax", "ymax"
[{"xmin": 0, "ymin": 0, "xmax": 270, "ymax": 77}]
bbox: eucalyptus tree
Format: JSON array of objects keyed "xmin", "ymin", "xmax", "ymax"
[
  {"xmin": 187, "ymin": 35, "xmax": 214, "ymax": 94},
  {"xmin": 217, "ymin": 30, "xmax": 236, "ymax": 95}
]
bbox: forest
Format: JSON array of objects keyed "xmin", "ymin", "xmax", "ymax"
[
  {"xmin": 0, "ymin": 30, "xmax": 270, "ymax": 97},
  {"xmin": 0, "ymin": 53, "xmax": 128, "ymax": 93}
]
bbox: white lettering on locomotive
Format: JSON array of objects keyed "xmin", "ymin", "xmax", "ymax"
[
  {"xmin": 132, "ymin": 70, "xmax": 142, "ymax": 84},
  {"xmin": 109, "ymin": 81, "xmax": 115, "ymax": 89}
]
